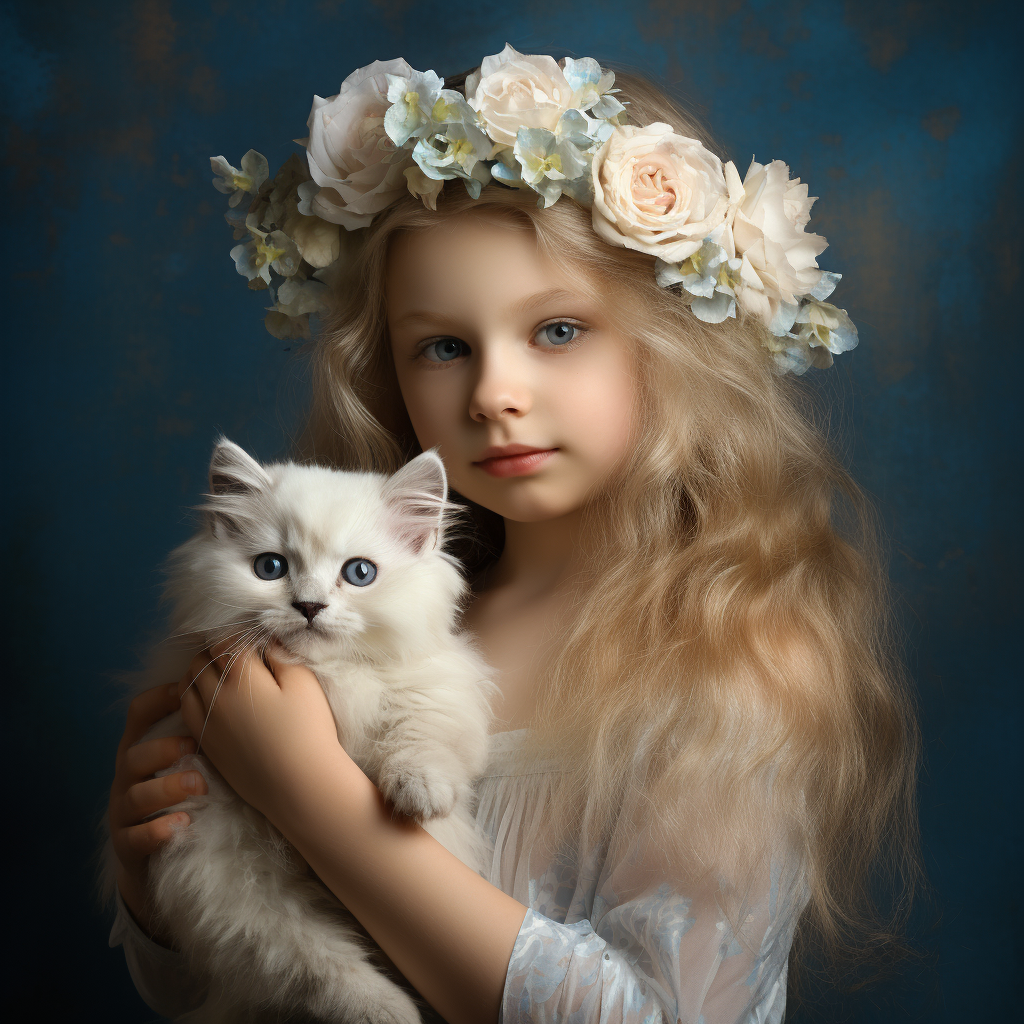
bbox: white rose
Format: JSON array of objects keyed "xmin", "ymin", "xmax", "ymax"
[
  {"xmin": 724, "ymin": 158, "xmax": 828, "ymax": 329},
  {"xmin": 301, "ymin": 58, "xmax": 417, "ymax": 229},
  {"xmin": 465, "ymin": 43, "xmax": 573, "ymax": 148},
  {"xmin": 591, "ymin": 123, "xmax": 730, "ymax": 264}
]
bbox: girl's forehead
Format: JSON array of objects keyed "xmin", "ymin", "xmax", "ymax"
[
  {"xmin": 389, "ymin": 214, "xmax": 538, "ymax": 268},
  {"xmin": 386, "ymin": 217, "xmax": 602, "ymax": 315}
]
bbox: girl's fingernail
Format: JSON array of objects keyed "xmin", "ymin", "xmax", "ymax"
[
  {"xmin": 172, "ymin": 813, "xmax": 190, "ymax": 827},
  {"xmin": 182, "ymin": 771, "xmax": 205, "ymax": 793},
  {"xmin": 179, "ymin": 739, "xmax": 196, "ymax": 755}
]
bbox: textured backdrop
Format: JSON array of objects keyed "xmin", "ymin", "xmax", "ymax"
[{"xmin": 4, "ymin": 0, "xmax": 1020, "ymax": 1019}]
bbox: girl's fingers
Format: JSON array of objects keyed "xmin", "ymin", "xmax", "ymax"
[
  {"xmin": 178, "ymin": 652, "xmax": 221, "ymax": 738},
  {"xmin": 121, "ymin": 813, "xmax": 192, "ymax": 858},
  {"xmin": 196, "ymin": 644, "xmax": 279, "ymax": 703},
  {"xmin": 121, "ymin": 770, "xmax": 208, "ymax": 826},
  {"xmin": 123, "ymin": 735, "xmax": 197, "ymax": 781},
  {"xmin": 118, "ymin": 682, "xmax": 182, "ymax": 755},
  {"xmin": 180, "ymin": 650, "xmax": 220, "ymax": 707},
  {"xmin": 209, "ymin": 639, "xmax": 233, "ymax": 662},
  {"xmin": 176, "ymin": 645, "xmax": 287, "ymax": 740},
  {"xmin": 264, "ymin": 644, "xmax": 316, "ymax": 691},
  {"xmin": 179, "ymin": 684, "xmax": 206, "ymax": 740},
  {"xmin": 263, "ymin": 643, "xmax": 288, "ymax": 684}
]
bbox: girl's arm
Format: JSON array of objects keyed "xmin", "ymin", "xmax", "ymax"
[
  {"xmin": 180, "ymin": 645, "xmax": 529, "ymax": 1024},
  {"xmin": 182, "ymin": 645, "xmax": 805, "ymax": 1023},
  {"xmin": 109, "ymin": 886, "xmax": 210, "ymax": 1015},
  {"xmin": 496, "ymin": 862, "xmax": 804, "ymax": 1022}
]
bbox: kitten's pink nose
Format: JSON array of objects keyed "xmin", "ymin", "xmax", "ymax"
[{"xmin": 292, "ymin": 601, "xmax": 327, "ymax": 623}]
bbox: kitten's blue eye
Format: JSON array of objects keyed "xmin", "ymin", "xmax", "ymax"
[
  {"xmin": 423, "ymin": 338, "xmax": 465, "ymax": 363},
  {"xmin": 253, "ymin": 553, "xmax": 288, "ymax": 580},
  {"xmin": 341, "ymin": 558, "xmax": 377, "ymax": 586},
  {"xmin": 537, "ymin": 322, "xmax": 579, "ymax": 347}
]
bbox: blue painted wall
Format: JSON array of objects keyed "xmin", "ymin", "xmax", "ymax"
[{"xmin": 4, "ymin": 0, "xmax": 1019, "ymax": 1018}]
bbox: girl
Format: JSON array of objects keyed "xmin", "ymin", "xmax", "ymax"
[{"xmin": 107, "ymin": 50, "xmax": 920, "ymax": 1023}]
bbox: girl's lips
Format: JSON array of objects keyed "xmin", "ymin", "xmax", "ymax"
[{"xmin": 474, "ymin": 448, "xmax": 558, "ymax": 478}]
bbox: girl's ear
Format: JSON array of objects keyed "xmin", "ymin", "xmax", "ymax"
[
  {"xmin": 381, "ymin": 448, "xmax": 448, "ymax": 555},
  {"xmin": 208, "ymin": 437, "xmax": 272, "ymax": 497}
]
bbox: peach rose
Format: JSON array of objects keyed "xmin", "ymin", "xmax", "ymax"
[
  {"xmin": 591, "ymin": 123, "xmax": 730, "ymax": 263},
  {"xmin": 464, "ymin": 44, "xmax": 573, "ymax": 148},
  {"xmin": 300, "ymin": 58, "xmax": 417, "ymax": 229},
  {"xmin": 724, "ymin": 158, "xmax": 828, "ymax": 328}
]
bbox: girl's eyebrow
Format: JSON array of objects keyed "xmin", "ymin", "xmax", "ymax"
[
  {"xmin": 506, "ymin": 288, "xmax": 587, "ymax": 317},
  {"xmin": 391, "ymin": 288, "xmax": 590, "ymax": 330},
  {"xmin": 390, "ymin": 308, "xmax": 461, "ymax": 330}
]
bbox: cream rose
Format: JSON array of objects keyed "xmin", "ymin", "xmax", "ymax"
[
  {"xmin": 724, "ymin": 158, "xmax": 828, "ymax": 327},
  {"xmin": 465, "ymin": 43, "xmax": 573, "ymax": 148},
  {"xmin": 591, "ymin": 123, "xmax": 730, "ymax": 263},
  {"xmin": 301, "ymin": 58, "xmax": 417, "ymax": 229}
]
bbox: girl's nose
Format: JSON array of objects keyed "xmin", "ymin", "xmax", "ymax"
[{"xmin": 468, "ymin": 345, "xmax": 532, "ymax": 422}]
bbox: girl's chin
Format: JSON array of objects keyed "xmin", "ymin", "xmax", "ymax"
[{"xmin": 484, "ymin": 498, "xmax": 586, "ymax": 524}]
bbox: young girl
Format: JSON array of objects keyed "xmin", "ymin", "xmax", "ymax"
[{"xmin": 107, "ymin": 49, "xmax": 919, "ymax": 1023}]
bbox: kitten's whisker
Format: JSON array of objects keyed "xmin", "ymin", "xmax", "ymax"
[
  {"xmin": 197, "ymin": 629, "xmax": 269, "ymax": 749},
  {"xmin": 216, "ymin": 624, "xmax": 263, "ymax": 650},
  {"xmin": 186, "ymin": 628, "xmax": 261, "ymax": 749},
  {"xmin": 208, "ymin": 624, "xmax": 264, "ymax": 648},
  {"xmin": 248, "ymin": 663, "xmax": 258, "ymax": 720},
  {"xmin": 240, "ymin": 630, "xmax": 273, "ymax": 721},
  {"xmin": 164, "ymin": 619, "xmax": 256, "ymax": 642},
  {"xmin": 197, "ymin": 682, "xmax": 223, "ymax": 752},
  {"xmin": 182, "ymin": 650, "xmax": 226, "ymax": 697},
  {"xmin": 197, "ymin": 648, "xmax": 247, "ymax": 751},
  {"xmin": 244, "ymin": 655, "xmax": 256, "ymax": 724},
  {"xmin": 209, "ymin": 597, "xmax": 259, "ymax": 612}
]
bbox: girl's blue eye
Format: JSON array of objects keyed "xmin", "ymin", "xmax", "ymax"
[
  {"xmin": 537, "ymin": 322, "xmax": 579, "ymax": 347},
  {"xmin": 341, "ymin": 558, "xmax": 377, "ymax": 586},
  {"xmin": 253, "ymin": 553, "xmax": 288, "ymax": 580},
  {"xmin": 423, "ymin": 338, "xmax": 465, "ymax": 362}
]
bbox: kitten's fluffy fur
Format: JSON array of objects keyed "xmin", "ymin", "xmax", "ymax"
[{"xmin": 111, "ymin": 440, "xmax": 495, "ymax": 1023}]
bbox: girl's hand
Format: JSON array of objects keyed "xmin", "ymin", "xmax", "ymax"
[
  {"xmin": 108, "ymin": 681, "xmax": 208, "ymax": 940},
  {"xmin": 177, "ymin": 643, "xmax": 344, "ymax": 818}
]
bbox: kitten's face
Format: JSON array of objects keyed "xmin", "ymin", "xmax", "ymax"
[{"xmin": 172, "ymin": 442, "xmax": 459, "ymax": 664}]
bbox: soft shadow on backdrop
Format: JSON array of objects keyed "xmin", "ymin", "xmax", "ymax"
[{"xmin": 4, "ymin": 1, "xmax": 1019, "ymax": 1019}]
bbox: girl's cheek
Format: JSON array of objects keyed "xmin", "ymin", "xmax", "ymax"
[{"xmin": 565, "ymin": 373, "xmax": 635, "ymax": 459}]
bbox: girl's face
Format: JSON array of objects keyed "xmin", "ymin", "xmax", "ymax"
[{"xmin": 386, "ymin": 213, "xmax": 637, "ymax": 523}]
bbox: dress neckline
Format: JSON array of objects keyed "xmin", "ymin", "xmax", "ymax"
[
  {"xmin": 487, "ymin": 728, "xmax": 530, "ymax": 752},
  {"xmin": 480, "ymin": 728, "xmax": 564, "ymax": 778}
]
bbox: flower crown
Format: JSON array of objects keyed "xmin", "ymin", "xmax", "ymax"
[{"xmin": 211, "ymin": 44, "xmax": 857, "ymax": 375}]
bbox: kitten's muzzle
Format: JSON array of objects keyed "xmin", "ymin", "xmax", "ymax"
[{"xmin": 292, "ymin": 601, "xmax": 327, "ymax": 623}]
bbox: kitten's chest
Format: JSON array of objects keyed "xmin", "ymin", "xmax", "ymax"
[{"xmin": 311, "ymin": 659, "xmax": 390, "ymax": 758}]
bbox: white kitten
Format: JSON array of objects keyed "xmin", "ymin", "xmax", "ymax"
[{"xmin": 113, "ymin": 439, "xmax": 495, "ymax": 1023}]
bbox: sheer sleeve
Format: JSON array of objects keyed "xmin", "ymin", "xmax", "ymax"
[
  {"xmin": 108, "ymin": 888, "xmax": 209, "ymax": 1016},
  {"xmin": 497, "ymin": 787, "xmax": 807, "ymax": 1024}
]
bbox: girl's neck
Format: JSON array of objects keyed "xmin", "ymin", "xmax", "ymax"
[{"xmin": 479, "ymin": 506, "xmax": 597, "ymax": 601}]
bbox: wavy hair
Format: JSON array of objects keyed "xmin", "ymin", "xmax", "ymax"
[{"xmin": 298, "ymin": 69, "xmax": 920, "ymax": 984}]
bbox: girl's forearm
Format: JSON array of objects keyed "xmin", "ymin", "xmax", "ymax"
[{"xmin": 270, "ymin": 747, "xmax": 528, "ymax": 1024}]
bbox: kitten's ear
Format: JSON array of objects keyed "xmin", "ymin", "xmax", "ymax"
[
  {"xmin": 205, "ymin": 438, "xmax": 271, "ymax": 536},
  {"xmin": 208, "ymin": 438, "xmax": 271, "ymax": 497},
  {"xmin": 381, "ymin": 449, "xmax": 448, "ymax": 555}
]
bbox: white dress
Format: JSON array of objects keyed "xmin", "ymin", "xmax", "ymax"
[{"xmin": 111, "ymin": 729, "xmax": 806, "ymax": 1022}]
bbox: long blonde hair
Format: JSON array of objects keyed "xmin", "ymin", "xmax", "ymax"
[{"xmin": 300, "ymin": 70, "xmax": 920, "ymax": 980}]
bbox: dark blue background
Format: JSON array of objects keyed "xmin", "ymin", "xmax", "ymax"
[{"xmin": 4, "ymin": 0, "xmax": 1020, "ymax": 1019}]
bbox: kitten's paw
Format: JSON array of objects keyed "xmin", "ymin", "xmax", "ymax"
[{"xmin": 378, "ymin": 763, "xmax": 457, "ymax": 821}]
